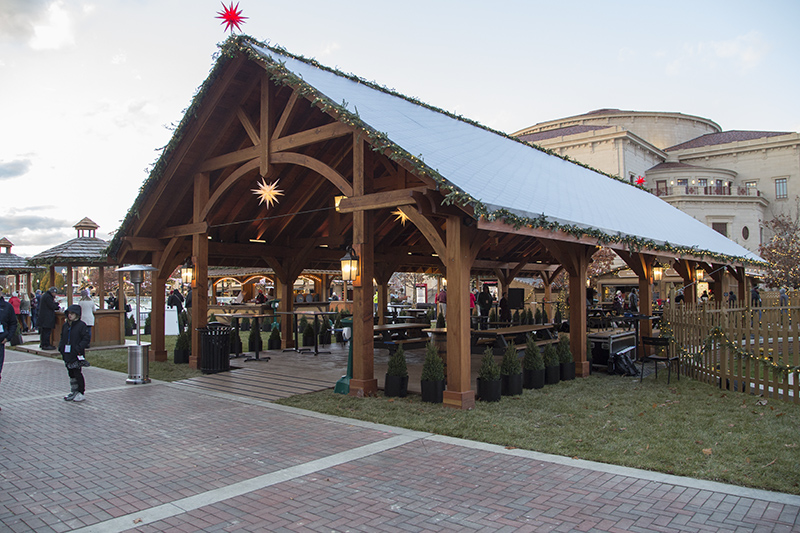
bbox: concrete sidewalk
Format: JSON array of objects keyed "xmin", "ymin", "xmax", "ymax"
[{"xmin": 1, "ymin": 348, "xmax": 798, "ymax": 532}]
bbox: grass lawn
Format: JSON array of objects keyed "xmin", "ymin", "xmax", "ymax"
[{"xmin": 276, "ymin": 373, "xmax": 800, "ymax": 495}]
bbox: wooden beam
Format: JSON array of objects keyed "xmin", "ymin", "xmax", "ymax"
[
  {"xmin": 199, "ymin": 145, "xmax": 260, "ymax": 172},
  {"xmin": 336, "ymin": 187, "xmax": 429, "ymax": 213},
  {"xmin": 270, "ymin": 152, "xmax": 353, "ymax": 197},
  {"xmin": 272, "ymin": 91, "xmax": 299, "ymax": 141},
  {"xmin": 272, "ymin": 122, "xmax": 352, "ymax": 153},
  {"xmin": 237, "ymin": 107, "xmax": 259, "ymax": 145},
  {"xmin": 200, "ymin": 158, "xmax": 260, "ymax": 222},
  {"xmin": 158, "ymin": 222, "xmax": 209, "ymax": 240},
  {"xmin": 122, "ymin": 237, "xmax": 165, "ymax": 252},
  {"xmin": 260, "ymin": 71, "xmax": 270, "ymax": 176},
  {"xmin": 398, "ymin": 205, "xmax": 446, "ymax": 260}
]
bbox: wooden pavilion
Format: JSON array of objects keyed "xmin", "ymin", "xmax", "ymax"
[
  {"xmin": 107, "ymin": 36, "xmax": 760, "ymax": 409},
  {"xmin": 27, "ymin": 218, "xmax": 125, "ymax": 346},
  {"xmin": 0, "ymin": 237, "xmax": 41, "ymax": 296}
]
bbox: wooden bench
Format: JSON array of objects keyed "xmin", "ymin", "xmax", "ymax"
[
  {"xmin": 383, "ymin": 337, "xmax": 429, "ymax": 354},
  {"xmin": 511, "ymin": 338, "xmax": 559, "ymax": 352}
]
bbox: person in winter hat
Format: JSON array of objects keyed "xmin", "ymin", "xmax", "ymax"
[{"xmin": 59, "ymin": 304, "xmax": 91, "ymax": 402}]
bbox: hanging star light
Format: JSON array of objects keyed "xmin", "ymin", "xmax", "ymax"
[
  {"xmin": 391, "ymin": 208, "xmax": 409, "ymax": 226},
  {"xmin": 216, "ymin": 2, "xmax": 248, "ymax": 33},
  {"xmin": 252, "ymin": 178, "xmax": 284, "ymax": 208},
  {"xmin": 635, "ymin": 176, "xmax": 646, "ymax": 186}
]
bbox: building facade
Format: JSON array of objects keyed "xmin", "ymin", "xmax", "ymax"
[{"xmin": 513, "ymin": 109, "xmax": 800, "ymax": 254}]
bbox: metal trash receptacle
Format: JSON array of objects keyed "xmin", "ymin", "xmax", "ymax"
[
  {"xmin": 198, "ymin": 323, "xmax": 232, "ymax": 374},
  {"xmin": 127, "ymin": 343, "xmax": 151, "ymax": 384}
]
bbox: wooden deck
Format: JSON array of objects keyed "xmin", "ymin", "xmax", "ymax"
[{"xmin": 174, "ymin": 366, "xmax": 335, "ymax": 402}]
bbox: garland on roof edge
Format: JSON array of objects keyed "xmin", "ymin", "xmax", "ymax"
[{"xmin": 106, "ymin": 35, "xmax": 762, "ymax": 268}]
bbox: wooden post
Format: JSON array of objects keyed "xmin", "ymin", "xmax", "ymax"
[
  {"xmin": 277, "ymin": 278, "xmax": 295, "ymax": 349},
  {"xmin": 443, "ymin": 215, "xmax": 476, "ymax": 410},
  {"xmin": 66, "ymin": 266, "xmax": 73, "ymax": 307},
  {"xmin": 349, "ymin": 135, "xmax": 377, "ymax": 397},
  {"xmin": 98, "ymin": 267, "xmax": 105, "ymax": 310},
  {"xmin": 151, "ymin": 270, "xmax": 167, "ymax": 362},
  {"xmin": 541, "ymin": 240, "xmax": 593, "ymax": 377},
  {"xmin": 190, "ymin": 173, "xmax": 209, "ymax": 369}
]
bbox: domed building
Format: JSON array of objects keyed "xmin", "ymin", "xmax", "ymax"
[{"xmin": 513, "ymin": 109, "xmax": 800, "ymax": 254}]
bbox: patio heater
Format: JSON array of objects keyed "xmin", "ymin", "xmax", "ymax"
[{"xmin": 117, "ymin": 264, "xmax": 158, "ymax": 384}]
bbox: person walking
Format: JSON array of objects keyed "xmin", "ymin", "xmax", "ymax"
[
  {"xmin": 477, "ymin": 284, "xmax": 494, "ymax": 329},
  {"xmin": 9, "ymin": 292, "xmax": 21, "ymax": 330},
  {"xmin": 38, "ymin": 287, "xmax": 60, "ymax": 350},
  {"xmin": 31, "ymin": 290, "xmax": 41, "ymax": 331},
  {"xmin": 78, "ymin": 289, "xmax": 97, "ymax": 343},
  {"xmin": 628, "ymin": 288, "xmax": 639, "ymax": 313},
  {"xmin": 19, "ymin": 293, "xmax": 30, "ymax": 332},
  {"xmin": 59, "ymin": 304, "xmax": 91, "ymax": 402},
  {"xmin": 435, "ymin": 287, "xmax": 447, "ymax": 318},
  {"xmin": 0, "ymin": 295, "xmax": 19, "ymax": 412}
]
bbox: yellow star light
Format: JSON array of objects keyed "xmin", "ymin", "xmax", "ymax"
[
  {"xmin": 392, "ymin": 209, "xmax": 409, "ymax": 226},
  {"xmin": 252, "ymin": 178, "xmax": 284, "ymax": 208}
]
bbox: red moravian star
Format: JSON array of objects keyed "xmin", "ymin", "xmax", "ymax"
[
  {"xmin": 216, "ymin": 2, "xmax": 247, "ymax": 33},
  {"xmin": 635, "ymin": 176, "xmax": 645, "ymax": 186}
]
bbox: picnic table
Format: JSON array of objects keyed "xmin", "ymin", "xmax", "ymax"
[
  {"xmin": 471, "ymin": 323, "xmax": 559, "ymax": 354},
  {"xmin": 374, "ymin": 322, "xmax": 429, "ymax": 354}
]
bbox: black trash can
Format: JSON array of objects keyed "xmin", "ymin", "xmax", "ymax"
[{"xmin": 198, "ymin": 322, "xmax": 232, "ymax": 374}]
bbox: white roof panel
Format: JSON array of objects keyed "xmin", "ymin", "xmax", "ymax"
[{"xmin": 251, "ymin": 43, "xmax": 760, "ymax": 263}]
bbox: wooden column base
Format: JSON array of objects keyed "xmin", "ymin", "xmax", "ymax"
[
  {"xmin": 576, "ymin": 360, "xmax": 590, "ymax": 378},
  {"xmin": 348, "ymin": 378, "xmax": 378, "ymax": 397},
  {"xmin": 443, "ymin": 390, "xmax": 475, "ymax": 410},
  {"xmin": 151, "ymin": 350, "xmax": 168, "ymax": 362},
  {"xmin": 189, "ymin": 355, "xmax": 199, "ymax": 369}
]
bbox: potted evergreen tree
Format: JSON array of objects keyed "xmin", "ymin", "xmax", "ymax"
[
  {"xmin": 526, "ymin": 308, "xmax": 534, "ymax": 325},
  {"xmin": 543, "ymin": 342, "xmax": 560, "ymax": 385},
  {"xmin": 554, "ymin": 307, "xmax": 562, "ymax": 327},
  {"xmin": 420, "ymin": 342, "xmax": 445, "ymax": 403},
  {"xmin": 522, "ymin": 335, "xmax": 545, "ymax": 389},
  {"xmin": 240, "ymin": 316, "xmax": 251, "ymax": 331},
  {"xmin": 489, "ymin": 308, "xmax": 497, "ymax": 324},
  {"xmin": 229, "ymin": 328, "xmax": 242, "ymax": 355},
  {"xmin": 144, "ymin": 312, "xmax": 152, "ymax": 335},
  {"xmin": 500, "ymin": 344, "xmax": 523, "ymax": 395},
  {"xmin": 436, "ymin": 311, "xmax": 446, "ymax": 329},
  {"xmin": 384, "ymin": 345, "xmax": 409, "ymax": 398},
  {"xmin": 542, "ymin": 308, "xmax": 549, "ymax": 324},
  {"xmin": 302, "ymin": 323, "xmax": 315, "ymax": 346},
  {"xmin": 534, "ymin": 307, "xmax": 542, "ymax": 325},
  {"xmin": 558, "ymin": 335, "xmax": 575, "ymax": 381},
  {"xmin": 174, "ymin": 330, "xmax": 190, "ymax": 364},
  {"xmin": 248, "ymin": 323, "xmax": 262, "ymax": 352},
  {"xmin": 476, "ymin": 347, "xmax": 501, "ymax": 401},
  {"xmin": 268, "ymin": 324, "xmax": 281, "ymax": 350}
]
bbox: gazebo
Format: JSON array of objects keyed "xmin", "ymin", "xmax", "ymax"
[
  {"xmin": 107, "ymin": 36, "xmax": 760, "ymax": 409},
  {"xmin": 27, "ymin": 218, "xmax": 125, "ymax": 346},
  {"xmin": 0, "ymin": 237, "xmax": 41, "ymax": 296}
]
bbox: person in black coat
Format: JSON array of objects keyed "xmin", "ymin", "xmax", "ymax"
[
  {"xmin": 38, "ymin": 287, "xmax": 60, "ymax": 350},
  {"xmin": 59, "ymin": 304, "xmax": 91, "ymax": 402},
  {"xmin": 167, "ymin": 289, "xmax": 184, "ymax": 314},
  {"xmin": 0, "ymin": 296, "xmax": 19, "ymax": 412}
]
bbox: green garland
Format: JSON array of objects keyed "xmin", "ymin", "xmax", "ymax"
[{"xmin": 659, "ymin": 318, "xmax": 800, "ymax": 375}]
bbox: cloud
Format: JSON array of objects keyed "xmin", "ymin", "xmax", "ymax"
[
  {"xmin": 29, "ymin": 0, "xmax": 74, "ymax": 50},
  {"xmin": 0, "ymin": 0, "xmax": 50, "ymax": 42},
  {"xmin": 0, "ymin": 211, "xmax": 72, "ymax": 232},
  {"xmin": 0, "ymin": 158, "xmax": 32, "ymax": 179},
  {"xmin": 665, "ymin": 31, "xmax": 769, "ymax": 75}
]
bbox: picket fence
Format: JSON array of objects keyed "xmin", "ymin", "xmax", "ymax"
[{"xmin": 662, "ymin": 302, "xmax": 799, "ymax": 404}]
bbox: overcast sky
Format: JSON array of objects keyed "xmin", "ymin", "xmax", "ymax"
[{"xmin": 2, "ymin": 0, "xmax": 799, "ymax": 257}]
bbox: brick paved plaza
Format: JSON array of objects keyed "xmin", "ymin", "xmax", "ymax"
[{"xmin": 1, "ymin": 348, "xmax": 798, "ymax": 532}]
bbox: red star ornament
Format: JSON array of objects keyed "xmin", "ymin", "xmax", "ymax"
[
  {"xmin": 635, "ymin": 176, "xmax": 645, "ymax": 186},
  {"xmin": 216, "ymin": 2, "xmax": 248, "ymax": 33}
]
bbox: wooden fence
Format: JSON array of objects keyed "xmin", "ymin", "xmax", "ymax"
[{"xmin": 662, "ymin": 302, "xmax": 799, "ymax": 404}]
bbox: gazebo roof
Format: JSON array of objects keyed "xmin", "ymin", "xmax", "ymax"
[
  {"xmin": 0, "ymin": 237, "xmax": 41, "ymax": 273},
  {"xmin": 27, "ymin": 236, "xmax": 109, "ymax": 266},
  {"xmin": 107, "ymin": 35, "xmax": 761, "ymax": 271}
]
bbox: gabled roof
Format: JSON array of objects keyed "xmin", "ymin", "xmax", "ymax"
[
  {"xmin": 667, "ymin": 131, "xmax": 792, "ymax": 151},
  {"xmin": 0, "ymin": 253, "xmax": 41, "ymax": 273},
  {"xmin": 109, "ymin": 36, "xmax": 761, "ymax": 266},
  {"xmin": 28, "ymin": 237, "xmax": 109, "ymax": 266},
  {"xmin": 242, "ymin": 39, "xmax": 759, "ymax": 264}
]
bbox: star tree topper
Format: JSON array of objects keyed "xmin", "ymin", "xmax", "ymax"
[
  {"xmin": 252, "ymin": 178, "xmax": 284, "ymax": 208},
  {"xmin": 216, "ymin": 2, "xmax": 248, "ymax": 33}
]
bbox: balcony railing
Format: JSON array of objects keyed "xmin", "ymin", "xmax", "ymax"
[{"xmin": 651, "ymin": 186, "xmax": 762, "ymax": 198}]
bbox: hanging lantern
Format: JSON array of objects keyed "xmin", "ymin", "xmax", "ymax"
[
  {"xmin": 653, "ymin": 266, "xmax": 663, "ymax": 282},
  {"xmin": 180, "ymin": 259, "xmax": 194, "ymax": 287},
  {"xmin": 340, "ymin": 246, "xmax": 359, "ymax": 282}
]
